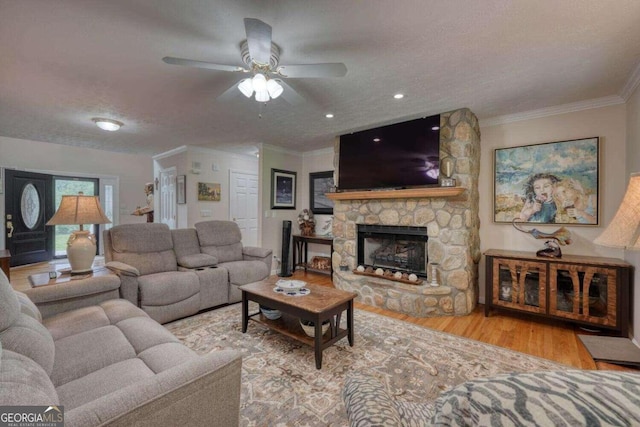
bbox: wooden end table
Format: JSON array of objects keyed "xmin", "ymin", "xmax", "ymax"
[{"xmin": 240, "ymin": 277, "xmax": 355, "ymax": 369}]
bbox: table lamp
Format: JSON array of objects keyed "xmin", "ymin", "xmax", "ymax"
[
  {"xmin": 46, "ymin": 193, "xmax": 111, "ymax": 273},
  {"xmin": 594, "ymin": 172, "xmax": 640, "ymax": 249}
]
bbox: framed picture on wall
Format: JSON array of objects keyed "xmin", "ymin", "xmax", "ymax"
[
  {"xmin": 197, "ymin": 182, "xmax": 221, "ymax": 202},
  {"xmin": 271, "ymin": 169, "xmax": 296, "ymax": 209},
  {"xmin": 309, "ymin": 171, "xmax": 334, "ymax": 214},
  {"xmin": 177, "ymin": 175, "xmax": 186, "ymax": 204},
  {"xmin": 494, "ymin": 137, "xmax": 599, "ymax": 225}
]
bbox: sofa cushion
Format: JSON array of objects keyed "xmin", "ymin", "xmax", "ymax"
[
  {"xmin": 43, "ymin": 300, "xmax": 147, "ymax": 341},
  {"xmin": 220, "ymin": 260, "xmax": 270, "ymax": 286},
  {"xmin": 15, "ymin": 291, "xmax": 42, "ymax": 322},
  {"xmin": 138, "ymin": 342, "xmax": 199, "ymax": 373},
  {"xmin": 51, "ymin": 325, "xmax": 136, "ymax": 387},
  {"xmin": 0, "ymin": 314, "xmax": 55, "ymax": 376},
  {"xmin": 117, "ymin": 317, "xmax": 180, "ymax": 354},
  {"xmin": 0, "ymin": 270, "xmax": 20, "ymax": 331},
  {"xmin": 112, "ymin": 250, "xmax": 178, "ymax": 276},
  {"xmin": 110, "ymin": 223, "xmax": 174, "ymax": 253},
  {"xmin": 0, "ymin": 346, "xmax": 59, "ymax": 406},
  {"xmin": 56, "ymin": 358, "xmax": 155, "ymax": 410},
  {"xmin": 196, "ymin": 220, "xmax": 244, "ymax": 262},
  {"xmin": 138, "ymin": 271, "xmax": 200, "ymax": 306}
]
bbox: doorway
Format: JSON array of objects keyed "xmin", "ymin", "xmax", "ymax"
[{"xmin": 229, "ymin": 170, "xmax": 259, "ymax": 246}]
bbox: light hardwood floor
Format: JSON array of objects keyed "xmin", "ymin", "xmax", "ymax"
[{"xmin": 11, "ymin": 261, "xmax": 628, "ymax": 370}]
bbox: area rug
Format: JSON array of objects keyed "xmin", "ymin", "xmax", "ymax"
[{"xmin": 165, "ymin": 303, "xmax": 566, "ymax": 426}]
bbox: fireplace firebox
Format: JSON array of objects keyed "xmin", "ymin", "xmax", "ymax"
[{"xmin": 357, "ymin": 225, "xmax": 428, "ymax": 277}]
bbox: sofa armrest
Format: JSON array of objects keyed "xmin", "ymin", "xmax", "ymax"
[
  {"xmin": 243, "ymin": 246, "xmax": 272, "ymax": 259},
  {"xmin": 65, "ymin": 350, "xmax": 242, "ymax": 427},
  {"xmin": 105, "ymin": 261, "xmax": 140, "ymax": 277},
  {"xmin": 23, "ymin": 274, "xmax": 121, "ymax": 318}
]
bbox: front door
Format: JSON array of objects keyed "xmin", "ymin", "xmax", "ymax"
[
  {"xmin": 159, "ymin": 168, "xmax": 176, "ymax": 229},
  {"xmin": 4, "ymin": 169, "xmax": 54, "ymax": 266}
]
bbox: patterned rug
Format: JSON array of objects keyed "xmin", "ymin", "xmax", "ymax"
[{"xmin": 165, "ymin": 303, "xmax": 566, "ymax": 426}]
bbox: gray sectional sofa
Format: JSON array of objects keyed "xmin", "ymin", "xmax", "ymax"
[
  {"xmin": 104, "ymin": 220, "xmax": 272, "ymax": 324},
  {"xmin": 0, "ymin": 270, "xmax": 242, "ymax": 427}
]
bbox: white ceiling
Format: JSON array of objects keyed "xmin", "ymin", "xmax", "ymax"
[{"xmin": 1, "ymin": 0, "xmax": 640, "ymax": 156}]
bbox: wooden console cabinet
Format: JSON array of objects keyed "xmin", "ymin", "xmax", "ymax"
[{"xmin": 485, "ymin": 249, "xmax": 632, "ymax": 337}]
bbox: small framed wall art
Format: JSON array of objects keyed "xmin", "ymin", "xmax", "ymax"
[
  {"xmin": 494, "ymin": 137, "xmax": 599, "ymax": 225},
  {"xmin": 197, "ymin": 182, "xmax": 221, "ymax": 202},
  {"xmin": 177, "ymin": 175, "xmax": 186, "ymax": 204},
  {"xmin": 271, "ymin": 168, "xmax": 296, "ymax": 209},
  {"xmin": 309, "ymin": 171, "xmax": 334, "ymax": 215}
]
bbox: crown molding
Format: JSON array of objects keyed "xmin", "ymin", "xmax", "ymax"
[
  {"xmin": 482, "ymin": 95, "xmax": 625, "ymax": 127},
  {"xmin": 262, "ymin": 143, "xmax": 303, "ymax": 157},
  {"xmin": 621, "ymin": 60, "xmax": 640, "ymax": 101},
  {"xmin": 152, "ymin": 145, "xmax": 188, "ymax": 160},
  {"xmin": 302, "ymin": 147, "xmax": 334, "ymax": 158}
]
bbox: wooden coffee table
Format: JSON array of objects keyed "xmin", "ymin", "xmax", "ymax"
[{"xmin": 240, "ymin": 277, "xmax": 356, "ymax": 369}]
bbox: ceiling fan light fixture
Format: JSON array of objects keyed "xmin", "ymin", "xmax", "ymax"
[
  {"xmin": 238, "ymin": 78, "xmax": 254, "ymax": 97},
  {"xmin": 255, "ymin": 89, "xmax": 270, "ymax": 102},
  {"xmin": 252, "ymin": 73, "xmax": 267, "ymax": 92},
  {"xmin": 266, "ymin": 79, "xmax": 283, "ymax": 99},
  {"xmin": 92, "ymin": 118, "xmax": 123, "ymax": 131}
]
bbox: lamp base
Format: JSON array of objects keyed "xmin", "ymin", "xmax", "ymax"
[{"xmin": 67, "ymin": 230, "xmax": 97, "ymax": 274}]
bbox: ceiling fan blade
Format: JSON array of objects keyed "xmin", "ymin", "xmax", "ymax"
[
  {"xmin": 162, "ymin": 56, "xmax": 247, "ymax": 73},
  {"xmin": 277, "ymin": 80, "xmax": 305, "ymax": 106},
  {"xmin": 276, "ymin": 63, "xmax": 347, "ymax": 78},
  {"xmin": 244, "ymin": 18, "xmax": 272, "ymax": 66}
]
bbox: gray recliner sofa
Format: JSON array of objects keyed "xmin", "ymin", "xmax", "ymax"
[
  {"xmin": 104, "ymin": 221, "xmax": 272, "ymax": 324},
  {"xmin": 0, "ymin": 270, "xmax": 242, "ymax": 427}
]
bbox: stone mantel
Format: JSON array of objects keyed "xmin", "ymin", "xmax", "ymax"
[{"xmin": 325, "ymin": 187, "xmax": 465, "ymax": 201}]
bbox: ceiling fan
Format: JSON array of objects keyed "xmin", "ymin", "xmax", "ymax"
[{"xmin": 163, "ymin": 18, "xmax": 347, "ymax": 104}]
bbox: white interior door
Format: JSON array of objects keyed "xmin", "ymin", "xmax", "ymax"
[
  {"xmin": 159, "ymin": 167, "xmax": 176, "ymax": 229},
  {"xmin": 230, "ymin": 170, "xmax": 258, "ymax": 246}
]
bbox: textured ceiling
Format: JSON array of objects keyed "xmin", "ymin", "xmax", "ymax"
[{"xmin": 1, "ymin": 0, "xmax": 639, "ymax": 156}]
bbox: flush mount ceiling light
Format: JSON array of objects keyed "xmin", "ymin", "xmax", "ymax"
[
  {"xmin": 92, "ymin": 118, "xmax": 124, "ymax": 131},
  {"xmin": 393, "ymin": 93, "xmax": 404, "ymax": 99},
  {"xmin": 237, "ymin": 73, "xmax": 284, "ymax": 102}
]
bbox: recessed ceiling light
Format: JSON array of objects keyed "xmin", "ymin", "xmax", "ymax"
[
  {"xmin": 432, "ymin": 126, "xmax": 440, "ymax": 131},
  {"xmin": 393, "ymin": 93, "xmax": 404, "ymax": 99},
  {"xmin": 325, "ymin": 113, "xmax": 334, "ymax": 118},
  {"xmin": 92, "ymin": 118, "xmax": 124, "ymax": 131}
]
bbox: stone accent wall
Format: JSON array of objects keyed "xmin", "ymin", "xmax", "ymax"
[{"xmin": 332, "ymin": 108, "xmax": 481, "ymax": 317}]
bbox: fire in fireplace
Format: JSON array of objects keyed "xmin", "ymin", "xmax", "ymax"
[{"xmin": 357, "ymin": 224, "xmax": 428, "ymax": 277}]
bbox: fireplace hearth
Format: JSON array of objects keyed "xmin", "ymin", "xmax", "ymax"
[{"xmin": 357, "ymin": 225, "xmax": 428, "ymax": 277}]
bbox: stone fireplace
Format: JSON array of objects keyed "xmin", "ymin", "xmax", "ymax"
[{"xmin": 331, "ymin": 108, "xmax": 481, "ymax": 317}]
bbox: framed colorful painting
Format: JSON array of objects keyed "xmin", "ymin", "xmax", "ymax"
[{"xmin": 494, "ymin": 137, "xmax": 599, "ymax": 225}]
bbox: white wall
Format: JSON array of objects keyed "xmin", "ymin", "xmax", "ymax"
[
  {"xmin": 0, "ymin": 136, "xmax": 153, "ymax": 248},
  {"xmin": 301, "ymin": 148, "xmax": 335, "ymax": 258},
  {"xmin": 625, "ymin": 86, "xmax": 640, "ymax": 340},
  {"xmin": 260, "ymin": 145, "xmax": 302, "ymax": 271},
  {"xmin": 479, "ymin": 104, "xmax": 629, "ymax": 318}
]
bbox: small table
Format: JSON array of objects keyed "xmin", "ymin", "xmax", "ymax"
[
  {"xmin": 292, "ymin": 234, "xmax": 334, "ymax": 275},
  {"xmin": 241, "ymin": 277, "xmax": 355, "ymax": 369},
  {"xmin": 29, "ymin": 266, "xmax": 112, "ymax": 287}
]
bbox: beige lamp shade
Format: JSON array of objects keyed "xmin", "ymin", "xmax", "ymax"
[
  {"xmin": 46, "ymin": 194, "xmax": 111, "ymax": 273},
  {"xmin": 594, "ymin": 173, "xmax": 640, "ymax": 250},
  {"xmin": 46, "ymin": 195, "xmax": 111, "ymax": 228}
]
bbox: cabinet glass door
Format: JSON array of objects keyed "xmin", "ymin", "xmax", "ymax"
[
  {"xmin": 549, "ymin": 264, "xmax": 616, "ymax": 327},
  {"xmin": 493, "ymin": 259, "xmax": 546, "ymax": 314}
]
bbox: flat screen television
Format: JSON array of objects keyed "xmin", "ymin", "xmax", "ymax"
[{"xmin": 338, "ymin": 114, "xmax": 440, "ymax": 191}]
